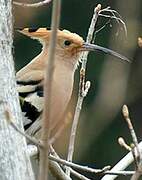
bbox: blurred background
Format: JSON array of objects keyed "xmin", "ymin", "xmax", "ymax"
[{"xmin": 13, "ymin": 0, "xmax": 142, "ymax": 179}]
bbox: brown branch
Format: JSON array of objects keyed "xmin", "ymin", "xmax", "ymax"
[
  {"xmin": 13, "ymin": 0, "xmax": 52, "ymax": 7},
  {"xmin": 66, "ymin": 4, "xmax": 101, "ymax": 176},
  {"xmin": 39, "ymin": 0, "xmax": 61, "ymax": 180}
]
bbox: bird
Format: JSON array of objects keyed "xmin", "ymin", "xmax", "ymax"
[{"xmin": 16, "ymin": 27, "xmax": 130, "ymax": 138}]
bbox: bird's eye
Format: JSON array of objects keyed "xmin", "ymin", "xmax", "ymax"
[{"xmin": 64, "ymin": 40, "xmax": 72, "ymax": 46}]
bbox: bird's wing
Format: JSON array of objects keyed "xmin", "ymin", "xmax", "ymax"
[{"xmin": 16, "ymin": 69, "xmax": 44, "ymax": 131}]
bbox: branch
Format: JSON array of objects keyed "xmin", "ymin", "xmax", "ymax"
[
  {"xmin": 138, "ymin": 37, "xmax": 142, "ymax": 48},
  {"xmin": 99, "ymin": 6, "xmax": 127, "ymax": 37},
  {"xmin": 66, "ymin": 4, "xmax": 101, "ymax": 176},
  {"xmin": 50, "ymin": 145, "xmax": 90, "ymax": 180},
  {"xmin": 27, "ymin": 144, "xmax": 135, "ymax": 179},
  {"xmin": 39, "ymin": 0, "xmax": 61, "ymax": 180},
  {"xmin": 27, "ymin": 145, "xmax": 72, "ymax": 180},
  {"xmin": 122, "ymin": 105, "xmax": 142, "ymax": 180},
  {"xmin": 13, "ymin": 0, "xmax": 52, "ymax": 7},
  {"xmin": 28, "ymin": 145, "xmax": 90, "ymax": 180},
  {"xmin": 101, "ymin": 142, "xmax": 142, "ymax": 180},
  {"xmin": 123, "ymin": 105, "xmax": 140, "ymax": 162},
  {"xmin": 50, "ymin": 154, "xmax": 135, "ymax": 176}
]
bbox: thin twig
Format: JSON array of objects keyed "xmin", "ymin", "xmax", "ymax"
[
  {"xmin": 50, "ymin": 154, "xmax": 135, "ymax": 176},
  {"xmin": 69, "ymin": 169, "xmax": 90, "ymax": 180},
  {"xmin": 13, "ymin": 0, "xmax": 52, "ymax": 7},
  {"xmin": 101, "ymin": 142, "xmax": 142, "ymax": 180},
  {"xmin": 118, "ymin": 137, "xmax": 131, "ymax": 151},
  {"xmin": 27, "ymin": 144, "xmax": 137, "ymax": 179},
  {"xmin": 27, "ymin": 145, "xmax": 72, "ymax": 180},
  {"xmin": 123, "ymin": 105, "xmax": 142, "ymax": 180},
  {"xmin": 131, "ymin": 144, "xmax": 139, "ymax": 170},
  {"xmin": 99, "ymin": 6, "xmax": 127, "ymax": 37},
  {"xmin": 50, "ymin": 145, "xmax": 90, "ymax": 180},
  {"xmin": 66, "ymin": 4, "xmax": 101, "ymax": 176},
  {"xmin": 122, "ymin": 105, "xmax": 140, "ymax": 165},
  {"xmin": 39, "ymin": 0, "xmax": 61, "ymax": 180},
  {"xmin": 99, "ymin": 14, "xmax": 127, "ymax": 37},
  {"xmin": 138, "ymin": 37, "xmax": 142, "ymax": 48}
]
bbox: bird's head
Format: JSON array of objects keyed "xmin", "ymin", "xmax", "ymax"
[{"xmin": 18, "ymin": 28, "xmax": 130, "ymax": 68}]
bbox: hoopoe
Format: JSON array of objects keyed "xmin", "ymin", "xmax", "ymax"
[{"xmin": 16, "ymin": 28, "xmax": 130, "ymax": 138}]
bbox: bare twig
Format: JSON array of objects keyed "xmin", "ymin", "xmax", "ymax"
[
  {"xmin": 27, "ymin": 145, "xmax": 72, "ymax": 180},
  {"xmin": 50, "ymin": 154, "xmax": 136, "ymax": 176},
  {"xmin": 99, "ymin": 6, "xmax": 127, "ymax": 37},
  {"xmin": 27, "ymin": 144, "xmax": 137, "ymax": 179},
  {"xmin": 50, "ymin": 145, "xmax": 90, "ymax": 180},
  {"xmin": 131, "ymin": 144, "xmax": 139, "ymax": 170},
  {"xmin": 101, "ymin": 141, "xmax": 142, "ymax": 180},
  {"xmin": 138, "ymin": 37, "xmax": 142, "ymax": 48},
  {"xmin": 69, "ymin": 169, "xmax": 90, "ymax": 180},
  {"xmin": 66, "ymin": 4, "xmax": 101, "ymax": 176},
  {"xmin": 122, "ymin": 105, "xmax": 142, "ymax": 180},
  {"xmin": 118, "ymin": 137, "xmax": 131, "ymax": 151},
  {"xmin": 39, "ymin": 0, "xmax": 61, "ymax": 180},
  {"xmin": 122, "ymin": 105, "xmax": 140, "ymax": 165},
  {"xmin": 27, "ymin": 144, "xmax": 90, "ymax": 180},
  {"xmin": 49, "ymin": 158, "xmax": 72, "ymax": 180},
  {"xmin": 13, "ymin": 0, "xmax": 52, "ymax": 7}
]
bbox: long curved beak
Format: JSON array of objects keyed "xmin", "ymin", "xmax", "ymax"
[{"xmin": 82, "ymin": 43, "xmax": 131, "ymax": 63}]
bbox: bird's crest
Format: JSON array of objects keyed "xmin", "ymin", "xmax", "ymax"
[{"xmin": 18, "ymin": 27, "xmax": 84, "ymax": 46}]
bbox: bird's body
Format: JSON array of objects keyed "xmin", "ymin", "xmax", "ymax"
[
  {"xmin": 17, "ymin": 28, "xmax": 84, "ymax": 136},
  {"xmin": 17, "ymin": 28, "xmax": 130, "ymax": 137}
]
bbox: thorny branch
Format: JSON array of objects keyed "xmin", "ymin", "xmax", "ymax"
[{"xmin": 13, "ymin": 0, "xmax": 52, "ymax": 7}]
